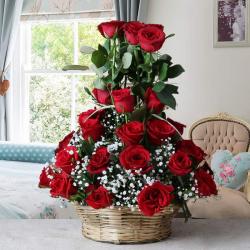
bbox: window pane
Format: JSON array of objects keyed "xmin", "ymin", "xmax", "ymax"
[
  {"xmin": 31, "ymin": 23, "xmax": 73, "ymax": 70},
  {"xmin": 76, "ymin": 75, "xmax": 95, "ymax": 116},
  {"xmin": 78, "ymin": 22, "xmax": 104, "ymax": 67},
  {"xmin": 29, "ymin": 75, "xmax": 71, "ymax": 143}
]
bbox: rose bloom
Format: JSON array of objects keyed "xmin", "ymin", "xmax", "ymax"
[
  {"xmin": 137, "ymin": 182, "xmax": 174, "ymax": 216},
  {"xmin": 168, "ymin": 150, "xmax": 193, "ymax": 176},
  {"xmin": 50, "ymin": 172, "xmax": 77, "ymax": 199},
  {"xmin": 116, "ymin": 121, "xmax": 144, "ymax": 146},
  {"xmin": 138, "ymin": 25, "xmax": 166, "ymax": 52},
  {"xmin": 176, "ymin": 140, "xmax": 206, "ymax": 163},
  {"xmin": 92, "ymin": 88, "xmax": 111, "ymax": 105},
  {"xmin": 112, "ymin": 88, "xmax": 135, "ymax": 113},
  {"xmin": 194, "ymin": 165, "xmax": 218, "ymax": 197},
  {"xmin": 98, "ymin": 20, "xmax": 125, "ymax": 38},
  {"xmin": 119, "ymin": 145, "xmax": 152, "ymax": 174},
  {"xmin": 55, "ymin": 131, "xmax": 74, "ymax": 154},
  {"xmin": 145, "ymin": 87, "xmax": 164, "ymax": 113},
  {"xmin": 39, "ymin": 166, "xmax": 53, "ymax": 188},
  {"xmin": 86, "ymin": 147, "xmax": 110, "ymax": 175},
  {"xmin": 85, "ymin": 186, "xmax": 113, "ymax": 209},
  {"xmin": 55, "ymin": 146, "xmax": 79, "ymax": 174},
  {"xmin": 166, "ymin": 118, "xmax": 186, "ymax": 135},
  {"xmin": 78, "ymin": 109, "xmax": 104, "ymax": 141},
  {"xmin": 123, "ymin": 21, "xmax": 145, "ymax": 45},
  {"xmin": 146, "ymin": 119, "xmax": 176, "ymax": 145}
]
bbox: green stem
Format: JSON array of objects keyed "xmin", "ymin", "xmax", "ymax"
[{"xmin": 112, "ymin": 38, "xmax": 117, "ymax": 81}]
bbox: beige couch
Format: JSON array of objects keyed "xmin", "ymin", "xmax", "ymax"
[{"xmin": 187, "ymin": 113, "xmax": 250, "ymax": 218}]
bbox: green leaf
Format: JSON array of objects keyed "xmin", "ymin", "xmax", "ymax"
[
  {"xmin": 93, "ymin": 78, "xmax": 105, "ymax": 90},
  {"xmin": 122, "ymin": 52, "xmax": 133, "ymax": 69},
  {"xmin": 62, "ymin": 65, "xmax": 89, "ymax": 71},
  {"xmin": 80, "ymin": 46, "xmax": 96, "ymax": 54},
  {"xmin": 155, "ymin": 84, "xmax": 179, "ymax": 109},
  {"xmin": 84, "ymin": 87, "xmax": 92, "ymax": 96},
  {"xmin": 91, "ymin": 45, "xmax": 108, "ymax": 68},
  {"xmin": 89, "ymin": 64, "xmax": 104, "ymax": 78},
  {"xmin": 152, "ymin": 81, "xmax": 166, "ymax": 93},
  {"xmin": 168, "ymin": 64, "xmax": 185, "ymax": 78},
  {"xmin": 159, "ymin": 63, "xmax": 168, "ymax": 81}
]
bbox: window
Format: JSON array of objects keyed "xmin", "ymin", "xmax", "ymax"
[{"xmin": 20, "ymin": 19, "xmax": 106, "ymax": 143}]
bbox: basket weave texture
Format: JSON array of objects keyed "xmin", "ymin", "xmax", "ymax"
[{"xmin": 75, "ymin": 204, "xmax": 177, "ymax": 244}]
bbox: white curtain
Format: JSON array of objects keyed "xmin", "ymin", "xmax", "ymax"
[{"xmin": 0, "ymin": 0, "xmax": 24, "ymax": 141}]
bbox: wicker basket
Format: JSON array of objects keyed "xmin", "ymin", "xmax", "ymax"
[{"xmin": 74, "ymin": 204, "xmax": 178, "ymax": 244}]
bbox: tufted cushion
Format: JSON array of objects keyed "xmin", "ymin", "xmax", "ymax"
[
  {"xmin": 190, "ymin": 120, "xmax": 250, "ymax": 163},
  {"xmin": 0, "ymin": 142, "xmax": 56, "ymax": 163}
]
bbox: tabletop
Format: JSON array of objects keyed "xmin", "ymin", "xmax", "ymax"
[{"xmin": 0, "ymin": 219, "xmax": 250, "ymax": 250}]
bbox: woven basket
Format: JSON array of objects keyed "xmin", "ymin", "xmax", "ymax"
[{"xmin": 74, "ymin": 204, "xmax": 178, "ymax": 244}]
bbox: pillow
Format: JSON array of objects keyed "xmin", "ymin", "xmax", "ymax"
[
  {"xmin": 245, "ymin": 171, "xmax": 250, "ymax": 202},
  {"xmin": 211, "ymin": 150, "xmax": 250, "ymax": 190},
  {"xmin": 187, "ymin": 186, "xmax": 250, "ymax": 218},
  {"xmin": 0, "ymin": 142, "xmax": 56, "ymax": 163}
]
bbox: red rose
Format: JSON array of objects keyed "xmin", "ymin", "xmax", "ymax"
[
  {"xmin": 112, "ymin": 88, "xmax": 135, "ymax": 113},
  {"xmin": 176, "ymin": 140, "xmax": 206, "ymax": 163},
  {"xmin": 116, "ymin": 121, "xmax": 144, "ymax": 146},
  {"xmin": 145, "ymin": 87, "xmax": 164, "ymax": 113},
  {"xmin": 55, "ymin": 146, "xmax": 79, "ymax": 174},
  {"xmin": 92, "ymin": 88, "xmax": 111, "ymax": 105},
  {"xmin": 194, "ymin": 165, "xmax": 218, "ymax": 197},
  {"xmin": 55, "ymin": 131, "xmax": 74, "ymax": 154},
  {"xmin": 147, "ymin": 24, "xmax": 164, "ymax": 30},
  {"xmin": 123, "ymin": 21, "xmax": 145, "ymax": 45},
  {"xmin": 78, "ymin": 109, "xmax": 104, "ymax": 141},
  {"xmin": 85, "ymin": 186, "xmax": 113, "ymax": 209},
  {"xmin": 119, "ymin": 145, "xmax": 152, "ymax": 173},
  {"xmin": 39, "ymin": 166, "xmax": 53, "ymax": 188},
  {"xmin": 50, "ymin": 171, "xmax": 77, "ymax": 199},
  {"xmin": 146, "ymin": 119, "xmax": 176, "ymax": 145},
  {"xmin": 168, "ymin": 151, "xmax": 193, "ymax": 176},
  {"xmin": 98, "ymin": 20, "xmax": 125, "ymax": 38},
  {"xmin": 166, "ymin": 118, "xmax": 186, "ymax": 135},
  {"xmin": 86, "ymin": 147, "xmax": 110, "ymax": 175},
  {"xmin": 138, "ymin": 25, "xmax": 166, "ymax": 52},
  {"xmin": 137, "ymin": 182, "xmax": 174, "ymax": 216}
]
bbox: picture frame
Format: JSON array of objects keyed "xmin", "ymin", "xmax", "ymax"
[{"xmin": 214, "ymin": 0, "xmax": 250, "ymax": 47}]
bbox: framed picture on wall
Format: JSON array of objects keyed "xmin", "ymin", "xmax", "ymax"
[{"xmin": 214, "ymin": 0, "xmax": 250, "ymax": 47}]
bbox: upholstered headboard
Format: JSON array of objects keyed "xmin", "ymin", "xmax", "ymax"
[{"xmin": 189, "ymin": 113, "xmax": 250, "ymax": 163}]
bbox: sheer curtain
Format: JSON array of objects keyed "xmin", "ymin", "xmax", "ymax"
[{"xmin": 0, "ymin": 0, "xmax": 23, "ymax": 141}]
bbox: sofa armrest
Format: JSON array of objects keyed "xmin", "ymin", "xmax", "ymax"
[{"xmin": 244, "ymin": 170, "xmax": 250, "ymax": 203}]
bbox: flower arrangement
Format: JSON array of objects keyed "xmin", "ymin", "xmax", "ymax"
[{"xmin": 39, "ymin": 20, "xmax": 217, "ymax": 219}]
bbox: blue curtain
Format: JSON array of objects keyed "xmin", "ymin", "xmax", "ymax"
[
  {"xmin": 114, "ymin": 0, "xmax": 148, "ymax": 22},
  {"xmin": 0, "ymin": 0, "xmax": 23, "ymax": 141}
]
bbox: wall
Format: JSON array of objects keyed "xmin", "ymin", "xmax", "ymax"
[{"xmin": 146, "ymin": 0, "xmax": 250, "ymax": 136}]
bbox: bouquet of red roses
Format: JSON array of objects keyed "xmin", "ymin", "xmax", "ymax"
[{"xmin": 39, "ymin": 21, "xmax": 217, "ymax": 218}]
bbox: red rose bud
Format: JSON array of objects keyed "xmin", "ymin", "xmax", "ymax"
[
  {"xmin": 39, "ymin": 166, "xmax": 53, "ymax": 188},
  {"xmin": 168, "ymin": 151, "xmax": 193, "ymax": 176},
  {"xmin": 176, "ymin": 140, "xmax": 206, "ymax": 163},
  {"xmin": 145, "ymin": 87, "xmax": 164, "ymax": 113},
  {"xmin": 55, "ymin": 131, "xmax": 74, "ymax": 154},
  {"xmin": 86, "ymin": 147, "xmax": 110, "ymax": 174},
  {"xmin": 50, "ymin": 171, "xmax": 77, "ymax": 199},
  {"xmin": 138, "ymin": 25, "xmax": 166, "ymax": 52},
  {"xmin": 116, "ymin": 121, "xmax": 144, "ymax": 146},
  {"xmin": 78, "ymin": 109, "xmax": 104, "ymax": 141},
  {"xmin": 112, "ymin": 88, "xmax": 135, "ymax": 113},
  {"xmin": 55, "ymin": 146, "xmax": 79, "ymax": 174},
  {"xmin": 119, "ymin": 145, "xmax": 151, "ymax": 174},
  {"xmin": 194, "ymin": 165, "xmax": 218, "ymax": 197},
  {"xmin": 146, "ymin": 119, "xmax": 176, "ymax": 145},
  {"xmin": 98, "ymin": 20, "xmax": 125, "ymax": 38},
  {"xmin": 166, "ymin": 118, "xmax": 186, "ymax": 135},
  {"xmin": 123, "ymin": 21, "xmax": 145, "ymax": 45},
  {"xmin": 92, "ymin": 88, "xmax": 111, "ymax": 105},
  {"xmin": 85, "ymin": 186, "xmax": 113, "ymax": 209},
  {"xmin": 137, "ymin": 182, "xmax": 174, "ymax": 216}
]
